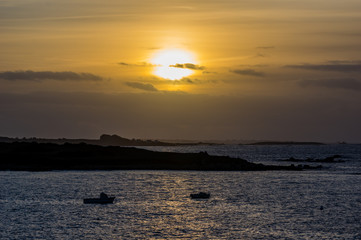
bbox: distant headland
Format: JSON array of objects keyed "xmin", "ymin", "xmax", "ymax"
[
  {"xmin": 1, "ymin": 135, "xmax": 341, "ymax": 146},
  {"xmin": 0, "ymin": 142, "xmax": 315, "ymax": 171},
  {"xmin": 0, "ymin": 134, "xmax": 219, "ymax": 147}
]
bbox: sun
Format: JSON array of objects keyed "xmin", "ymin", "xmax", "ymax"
[{"xmin": 150, "ymin": 49, "xmax": 196, "ymax": 80}]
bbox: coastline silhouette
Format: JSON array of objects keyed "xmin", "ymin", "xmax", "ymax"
[
  {"xmin": 0, "ymin": 134, "xmax": 218, "ymax": 147},
  {"xmin": 0, "ymin": 142, "xmax": 316, "ymax": 171}
]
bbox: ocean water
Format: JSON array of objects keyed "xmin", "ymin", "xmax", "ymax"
[
  {"xmin": 1, "ymin": 145, "xmax": 361, "ymax": 239},
  {"xmin": 140, "ymin": 144, "xmax": 361, "ymax": 174}
]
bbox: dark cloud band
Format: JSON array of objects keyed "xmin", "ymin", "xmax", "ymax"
[
  {"xmin": 230, "ymin": 69, "xmax": 265, "ymax": 77},
  {"xmin": 0, "ymin": 70, "xmax": 103, "ymax": 81},
  {"xmin": 286, "ymin": 62, "xmax": 361, "ymax": 72},
  {"xmin": 299, "ymin": 78, "xmax": 361, "ymax": 91},
  {"xmin": 126, "ymin": 82, "xmax": 158, "ymax": 92},
  {"xmin": 169, "ymin": 63, "xmax": 205, "ymax": 70},
  {"xmin": 118, "ymin": 62, "xmax": 156, "ymax": 67}
]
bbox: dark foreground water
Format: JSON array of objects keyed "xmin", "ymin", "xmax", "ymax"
[{"xmin": 1, "ymin": 145, "xmax": 361, "ymax": 239}]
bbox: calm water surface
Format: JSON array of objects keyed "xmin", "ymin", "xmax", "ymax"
[{"xmin": 1, "ymin": 145, "xmax": 361, "ymax": 239}]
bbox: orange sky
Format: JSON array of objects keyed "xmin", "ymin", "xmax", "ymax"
[{"xmin": 1, "ymin": 0, "xmax": 361, "ymax": 142}]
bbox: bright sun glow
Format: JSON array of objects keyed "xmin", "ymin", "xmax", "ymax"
[{"xmin": 151, "ymin": 49, "xmax": 196, "ymax": 80}]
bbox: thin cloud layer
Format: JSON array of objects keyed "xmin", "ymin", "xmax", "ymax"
[
  {"xmin": 126, "ymin": 82, "xmax": 158, "ymax": 92},
  {"xmin": 230, "ymin": 69, "xmax": 265, "ymax": 77},
  {"xmin": 162, "ymin": 78, "xmax": 216, "ymax": 85},
  {"xmin": 299, "ymin": 78, "xmax": 361, "ymax": 91},
  {"xmin": 169, "ymin": 63, "xmax": 205, "ymax": 70},
  {"xmin": 286, "ymin": 61, "xmax": 361, "ymax": 72},
  {"xmin": 118, "ymin": 62, "xmax": 156, "ymax": 67},
  {"xmin": 0, "ymin": 70, "xmax": 103, "ymax": 81},
  {"xmin": 167, "ymin": 78, "xmax": 199, "ymax": 85}
]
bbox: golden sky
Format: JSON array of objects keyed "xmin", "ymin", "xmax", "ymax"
[{"xmin": 1, "ymin": 0, "xmax": 361, "ymax": 141}]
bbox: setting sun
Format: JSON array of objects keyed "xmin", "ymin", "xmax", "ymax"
[{"xmin": 151, "ymin": 49, "xmax": 196, "ymax": 80}]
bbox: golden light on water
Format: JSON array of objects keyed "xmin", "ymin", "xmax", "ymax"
[{"xmin": 151, "ymin": 49, "xmax": 196, "ymax": 80}]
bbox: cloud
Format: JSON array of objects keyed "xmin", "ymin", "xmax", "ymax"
[
  {"xmin": 167, "ymin": 78, "xmax": 198, "ymax": 85},
  {"xmin": 0, "ymin": 70, "xmax": 103, "ymax": 81},
  {"xmin": 169, "ymin": 63, "xmax": 205, "ymax": 70},
  {"xmin": 118, "ymin": 62, "xmax": 131, "ymax": 66},
  {"xmin": 126, "ymin": 82, "xmax": 158, "ymax": 92},
  {"xmin": 327, "ymin": 60, "xmax": 361, "ymax": 65},
  {"xmin": 118, "ymin": 62, "xmax": 156, "ymax": 67},
  {"xmin": 299, "ymin": 78, "xmax": 361, "ymax": 91},
  {"xmin": 172, "ymin": 78, "xmax": 196, "ymax": 84},
  {"xmin": 286, "ymin": 61, "xmax": 361, "ymax": 72},
  {"xmin": 202, "ymin": 71, "xmax": 217, "ymax": 74},
  {"xmin": 119, "ymin": 62, "xmax": 205, "ymax": 71},
  {"xmin": 230, "ymin": 69, "xmax": 265, "ymax": 77},
  {"xmin": 238, "ymin": 64, "xmax": 269, "ymax": 68},
  {"xmin": 165, "ymin": 78, "xmax": 217, "ymax": 85}
]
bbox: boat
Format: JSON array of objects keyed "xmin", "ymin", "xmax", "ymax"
[
  {"xmin": 83, "ymin": 192, "xmax": 115, "ymax": 204},
  {"xmin": 190, "ymin": 192, "xmax": 210, "ymax": 199}
]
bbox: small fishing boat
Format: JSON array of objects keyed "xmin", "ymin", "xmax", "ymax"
[
  {"xmin": 83, "ymin": 192, "xmax": 115, "ymax": 204},
  {"xmin": 190, "ymin": 192, "xmax": 210, "ymax": 199}
]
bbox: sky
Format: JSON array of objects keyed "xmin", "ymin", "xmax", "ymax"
[{"xmin": 1, "ymin": 0, "xmax": 361, "ymax": 142}]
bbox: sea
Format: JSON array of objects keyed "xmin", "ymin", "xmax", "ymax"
[{"xmin": 1, "ymin": 144, "xmax": 361, "ymax": 239}]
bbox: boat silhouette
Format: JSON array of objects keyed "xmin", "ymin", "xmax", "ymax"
[
  {"xmin": 190, "ymin": 192, "xmax": 210, "ymax": 199},
  {"xmin": 83, "ymin": 192, "xmax": 115, "ymax": 204}
]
